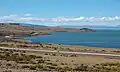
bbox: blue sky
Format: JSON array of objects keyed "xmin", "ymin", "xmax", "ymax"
[{"xmin": 0, "ymin": 0, "xmax": 120, "ymax": 26}]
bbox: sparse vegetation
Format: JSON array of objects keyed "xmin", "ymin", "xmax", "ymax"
[
  {"xmin": 1, "ymin": 41, "xmax": 120, "ymax": 55},
  {"xmin": 2, "ymin": 70, "xmax": 12, "ymax": 72},
  {"xmin": 0, "ymin": 48, "xmax": 120, "ymax": 72}
]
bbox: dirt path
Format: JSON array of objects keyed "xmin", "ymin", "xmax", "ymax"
[{"xmin": 0, "ymin": 47, "xmax": 120, "ymax": 57}]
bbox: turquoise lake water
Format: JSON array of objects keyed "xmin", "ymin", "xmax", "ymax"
[{"xmin": 23, "ymin": 30, "xmax": 120, "ymax": 48}]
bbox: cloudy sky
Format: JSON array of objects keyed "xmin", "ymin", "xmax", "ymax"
[{"xmin": 0, "ymin": 0, "xmax": 120, "ymax": 26}]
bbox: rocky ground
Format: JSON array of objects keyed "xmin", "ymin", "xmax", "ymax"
[{"xmin": 0, "ymin": 47, "xmax": 120, "ymax": 72}]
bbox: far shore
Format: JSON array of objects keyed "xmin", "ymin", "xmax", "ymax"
[{"xmin": 0, "ymin": 23, "xmax": 96, "ymax": 37}]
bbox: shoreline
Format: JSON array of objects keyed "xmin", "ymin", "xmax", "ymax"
[
  {"xmin": 31, "ymin": 41, "xmax": 120, "ymax": 49},
  {"xmin": 1, "ymin": 39, "xmax": 120, "ymax": 54},
  {"xmin": 21, "ymin": 37, "xmax": 120, "ymax": 49},
  {"xmin": 20, "ymin": 34, "xmax": 120, "ymax": 49}
]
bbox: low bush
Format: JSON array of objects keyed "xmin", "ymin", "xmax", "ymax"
[
  {"xmin": 29, "ymin": 66, "xmax": 36, "ymax": 70},
  {"xmin": 21, "ymin": 65, "xmax": 29, "ymax": 69},
  {"xmin": 37, "ymin": 59, "xmax": 45, "ymax": 63},
  {"xmin": 6, "ymin": 63, "xmax": 12, "ymax": 67},
  {"xmin": 3, "ymin": 70, "xmax": 12, "ymax": 72}
]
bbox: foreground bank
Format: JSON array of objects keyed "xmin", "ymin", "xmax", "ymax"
[
  {"xmin": 0, "ymin": 45, "xmax": 120, "ymax": 72},
  {"xmin": 1, "ymin": 39, "xmax": 120, "ymax": 54}
]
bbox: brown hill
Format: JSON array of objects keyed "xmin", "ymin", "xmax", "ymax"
[{"xmin": 0, "ymin": 23, "xmax": 96, "ymax": 37}]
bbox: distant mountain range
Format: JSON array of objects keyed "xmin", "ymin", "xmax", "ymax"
[
  {"xmin": 0, "ymin": 23, "xmax": 47, "ymax": 27},
  {"xmin": 21, "ymin": 23, "xmax": 47, "ymax": 27},
  {"xmin": 1, "ymin": 22, "xmax": 120, "ymax": 29},
  {"xmin": 23, "ymin": 24, "xmax": 120, "ymax": 29},
  {"xmin": 59, "ymin": 25, "xmax": 120, "ymax": 30}
]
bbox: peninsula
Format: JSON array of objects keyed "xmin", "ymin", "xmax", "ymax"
[{"xmin": 0, "ymin": 23, "xmax": 96, "ymax": 37}]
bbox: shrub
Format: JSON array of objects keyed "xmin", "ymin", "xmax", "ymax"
[
  {"xmin": 14, "ymin": 53, "xmax": 19, "ymax": 56},
  {"xmin": 54, "ymin": 48, "xmax": 57, "ymax": 50},
  {"xmin": 46, "ymin": 59, "xmax": 50, "ymax": 61},
  {"xmin": 71, "ymin": 60, "xmax": 74, "ymax": 62},
  {"xmin": 56, "ymin": 60, "xmax": 59, "ymax": 62},
  {"xmin": 28, "ymin": 55, "xmax": 36, "ymax": 59},
  {"xmin": 30, "ymin": 60, "xmax": 36, "ymax": 64},
  {"xmin": 70, "ymin": 54, "xmax": 77, "ymax": 57},
  {"xmin": 61, "ymin": 63, "xmax": 64, "ymax": 65},
  {"xmin": 63, "ymin": 66, "xmax": 72, "ymax": 71},
  {"xmin": 44, "ymin": 53, "xmax": 48, "ymax": 55},
  {"xmin": 36, "ymin": 56, "xmax": 42, "ymax": 58},
  {"xmin": 38, "ymin": 59, "xmax": 45, "ymax": 63},
  {"xmin": 21, "ymin": 65, "xmax": 29, "ymax": 69},
  {"xmin": 6, "ymin": 63, "xmax": 12, "ymax": 67},
  {"xmin": 6, "ymin": 55, "xmax": 16, "ymax": 61},
  {"xmin": 22, "ymin": 51, "xmax": 26, "ymax": 53},
  {"xmin": 3, "ymin": 70, "xmax": 12, "ymax": 72},
  {"xmin": 9, "ymin": 50, "xmax": 13, "ymax": 54},
  {"xmin": 51, "ymin": 63, "xmax": 57, "ymax": 66},
  {"xmin": 29, "ymin": 66, "xmax": 36, "ymax": 70},
  {"xmin": 4, "ymin": 52, "xmax": 10, "ymax": 57},
  {"xmin": 52, "ymin": 53, "xmax": 56, "ymax": 56},
  {"xmin": 73, "ymin": 64, "xmax": 88, "ymax": 71},
  {"xmin": 47, "ymin": 66, "xmax": 56, "ymax": 69},
  {"xmin": 36, "ymin": 64, "xmax": 43, "ymax": 69},
  {"xmin": 47, "ymin": 62, "xmax": 52, "ymax": 65}
]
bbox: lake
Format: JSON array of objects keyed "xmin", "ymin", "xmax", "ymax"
[{"xmin": 23, "ymin": 30, "xmax": 120, "ymax": 48}]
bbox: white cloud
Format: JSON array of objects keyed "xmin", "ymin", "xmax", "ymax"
[
  {"xmin": 73, "ymin": 16, "xmax": 85, "ymax": 20},
  {"xmin": 24, "ymin": 14, "xmax": 32, "ymax": 16},
  {"xmin": 9, "ymin": 14, "xmax": 18, "ymax": 17},
  {"xmin": 0, "ymin": 14, "xmax": 120, "ymax": 26}
]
